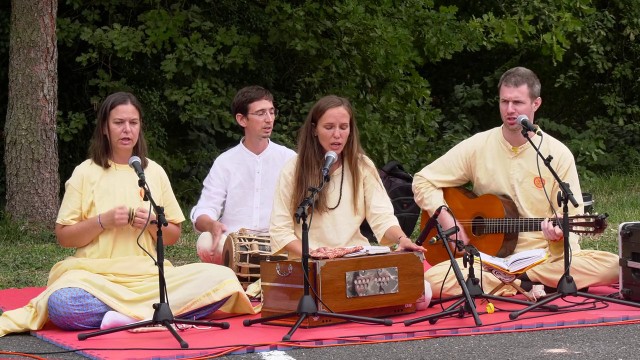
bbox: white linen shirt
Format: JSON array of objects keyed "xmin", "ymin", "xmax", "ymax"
[{"xmin": 190, "ymin": 139, "xmax": 296, "ymax": 235}]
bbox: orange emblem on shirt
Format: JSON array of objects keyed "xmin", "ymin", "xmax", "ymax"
[{"xmin": 533, "ymin": 177, "xmax": 545, "ymax": 188}]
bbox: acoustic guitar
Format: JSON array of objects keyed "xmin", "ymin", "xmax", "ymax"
[{"xmin": 420, "ymin": 187, "xmax": 608, "ymax": 265}]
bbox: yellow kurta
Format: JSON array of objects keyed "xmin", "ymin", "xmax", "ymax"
[
  {"xmin": 0, "ymin": 159, "xmax": 255, "ymax": 337},
  {"xmin": 270, "ymin": 155, "xmax": 399, "ymax": 257},
  {"xmin": 413, "ymin": 127, "xmax": 619, "ymax": 297}
]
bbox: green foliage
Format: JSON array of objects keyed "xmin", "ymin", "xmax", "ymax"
[
  {"xmin": 540, "ymin": 0, "xmax": 640, "ymax": 173},
  {"xmin": 56, "ymin": 1, "xmax": 265, "ymax": 207},
  {"xmin": 3, "ymin": 0, "xmax": 640, "ymax": 294},
  {"xmin": 420, "ymin": 0, "xmax": 640, "ymax": 171},
  {"xmin": 261, "ymin": 0, "xmax": 447, "ymax": 171},
  {"xmin": 53, "ymin": 0, "xmax": 475, "ymax": 207},
  {"xmin": 3, "ymin": 0, "xmax": 640, "ymax": 216}
]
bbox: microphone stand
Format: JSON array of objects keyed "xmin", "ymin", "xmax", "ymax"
[
  {"xmin": 78, "ymin": 178, "xmax": 229, "ymax": 348},
  {"xmin": 405, "ymin": 218, "xmax": 557, "ymax": 326},
  {"xmin": 244, "ymin": 174, "xmax": 392, "ymax": 340},
  {"xmin": 510, "ymin": 129, "xmax": 640, "ymax": 319},
  {"xmin": 405, "ymin": 221, "xmax": 482, "ymax": 326}
]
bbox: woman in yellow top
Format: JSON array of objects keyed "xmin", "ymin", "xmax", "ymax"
[
  {"xmin": 269, "ymin": 95, "xmax": 423, "ymax": 257},
  {"xmin": 0, "ymin": 92, "xmax": 254, "ymax": 336}
]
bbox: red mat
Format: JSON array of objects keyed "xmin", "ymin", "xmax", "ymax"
[{"xmin": 2, "ymin": 285, "xmax": 640, "ymax": 359}]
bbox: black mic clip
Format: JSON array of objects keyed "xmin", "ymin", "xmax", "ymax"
[
  {"xmin": 464, "ymin": 244, "xmax": 480, "ymax": 256},
  {"xmin": 462, "ymin": 244, "xmax": 479, "ymax": 268},
  {"xmin": 295, "ymin": 186, "xmax": 320, "ymax": 223}
]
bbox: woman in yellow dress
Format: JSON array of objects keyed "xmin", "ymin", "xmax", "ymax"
[{"xmin": 0, "ymin": 92, "xmax": 255, "ymax": 336}]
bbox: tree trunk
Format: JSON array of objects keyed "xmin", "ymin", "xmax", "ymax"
[{"xmin": 4, "ymin": 0, "xmax": 59, "ymax": 228}]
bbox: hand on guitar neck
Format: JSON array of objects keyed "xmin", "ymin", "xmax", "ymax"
[{"xmin": 541, "ymin": 218, "xmax": 564, "ymax": 241}]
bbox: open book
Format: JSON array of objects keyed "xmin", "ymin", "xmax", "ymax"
[
  {"xmin": 343, "ymin": 245, "xmax": 392, "ymax": 257},
  {"xmin": 477, "ymin": 248, "xmax": 548, "ymax": 275}
]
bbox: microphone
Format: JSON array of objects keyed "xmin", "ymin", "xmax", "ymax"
[
  {"xmin": 428, "ymin": 226, "xmax": 459, "ymax": 245},
  {"xmin": 128, "ymin": 156, "xmax": 145, "ymax": 180},
  {"xmin": 415, "ymin": 205, "xmax": 445, "ymax": 246},
  {"xmin": 321, "ymin": 151, "xmax": 338, "ymax": 180},
  {"xmin": 517, "ymin": 114, "xmax": 541, "ymax": 136}
]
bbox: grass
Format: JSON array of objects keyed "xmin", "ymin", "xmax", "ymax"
[
  {"xmin": 0, "ymin": 172, "xmax": 638, "ymax": 290},
  {"xmin": 580, "ymin": 173, "xmax": 640, "ymax": 253},
  {"xmin": 0, "ymin": 222, "xmax": 200, "ymax": 289}
]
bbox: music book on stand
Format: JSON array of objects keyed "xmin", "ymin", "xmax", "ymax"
[
  {"xmin": 343, "ymin": 245, "xmax": 392, "ymax": 257},
  {"xmin": 478, "ymin": 248, "xmax": 548, "ymax": 275}
]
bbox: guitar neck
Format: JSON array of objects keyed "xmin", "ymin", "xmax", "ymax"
[{"xmin": 479, "ymin": 218, "xmax": 547, "ymax": 234}]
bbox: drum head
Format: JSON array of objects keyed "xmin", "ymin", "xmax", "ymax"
[{"xmin": 222, "ymin": 235, "xmax": 235, "ymax": 270}]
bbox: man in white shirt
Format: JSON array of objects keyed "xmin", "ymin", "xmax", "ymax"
[{"xmin": 190, "ymin": 86, "xmax": 296, "ymax": 264}]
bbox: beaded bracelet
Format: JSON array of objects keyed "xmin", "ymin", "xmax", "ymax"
[{"xmin": 97, "ymin": 213, "xmax": 105, "ymax": 230}]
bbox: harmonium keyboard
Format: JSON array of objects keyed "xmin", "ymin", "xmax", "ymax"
[{"xmin": 260, "ymin": 251, "xmax": 424, "ymax": 327}]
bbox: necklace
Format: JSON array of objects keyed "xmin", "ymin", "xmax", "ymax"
[{"xmin": 328, "ymin": 164, "xmax": 344, "ymax": 210}]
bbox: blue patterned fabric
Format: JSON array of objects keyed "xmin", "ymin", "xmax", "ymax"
[
  {"xmin": 47, "ymin": 287, "xmax": 231, "ymax": 330},
  {"xmin": 47, "ymin": 287, "xmax": 111, "ymax": 330},
  {"xmin": 177, "ymin": 296, "xmax": 230, "ymax": 320}
]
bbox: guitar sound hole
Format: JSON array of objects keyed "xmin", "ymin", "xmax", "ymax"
[{"xmin": 471, "ymin": 217, "xmax": 484, "ymax": 236}]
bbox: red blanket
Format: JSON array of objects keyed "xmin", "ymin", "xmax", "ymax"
[{"xmin": 2, "ymin": 285, "xmax": 640, "ymax": 360}]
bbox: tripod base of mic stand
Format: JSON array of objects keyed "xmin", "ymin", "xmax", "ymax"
[
  {"xmin": 243, "ymin": 295, "xmax": 392, "ymax": 341},
  {"xmin": 510, "ymin": 275, "xmax": 640, "ymax": 320},
  {"xmin": 78, "ymin": 302, "xmax": 230, "ymax": 348},
  {"xmin": 405, "ymin": 276, "xmax": 558, "ymax": 326},
  {"xmin": 405, "ymin": 295, "xmax": 479, "ymax": 326}
]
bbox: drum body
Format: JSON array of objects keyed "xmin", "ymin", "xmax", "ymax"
[{"xmin": 223, "ymin": 229, "xmax": 286, "ymax": 289}]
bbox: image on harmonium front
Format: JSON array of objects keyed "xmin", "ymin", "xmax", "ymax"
[
  {"xmin": 313, "ymin": 251, "xmax": 425, "ymax": 313},
  {"xmin": 346, "ymin": 266, "xmax": 399, "ymax": 298}
]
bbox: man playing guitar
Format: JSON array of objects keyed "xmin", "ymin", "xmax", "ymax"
[{"xmin": 413, "ymin": 66, "xmax": 619, "ymax": 299}]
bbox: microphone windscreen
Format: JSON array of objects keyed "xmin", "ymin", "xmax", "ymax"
[
  {"xmin": 325, "ymin": 151, "xmax": 337, "ymax": 162},
  {"xmin": 517, "ymin": 114, "xmax": 529, "ymax": 124},
  {"xmin": 128, "ymin": 156, "xmax": 142, "ymax": 167}
]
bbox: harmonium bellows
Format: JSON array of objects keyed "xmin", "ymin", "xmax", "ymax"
[{"xmin": 260, "ymin": 251, "xmax": 425, "ymax": 327}]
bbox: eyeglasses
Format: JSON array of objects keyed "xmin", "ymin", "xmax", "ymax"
[{"xmin": 248, "ymin": 108, "xmax": 278, "ymax": 119}]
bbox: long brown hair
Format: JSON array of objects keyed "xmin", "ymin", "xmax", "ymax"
[
  {"xmin": 88, "ymin": 92, "xmax": 149, "ymax": 169},
  {"xmin": 292, "ymin": 95, "xmax": 368, "ymax": 215}
]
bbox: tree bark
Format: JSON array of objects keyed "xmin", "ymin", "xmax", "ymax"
[{"xmin": 4, "ymin": 0, "xmax": 59, "ymax": 228}]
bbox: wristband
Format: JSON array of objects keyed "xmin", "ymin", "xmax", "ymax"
[
  {"xmin": 98, "ymin": 214, "xmax": 105, "ymax": 230},
  {"xmin": 397, "ymin": 235, "xmax": 410, "ymax": 244}
]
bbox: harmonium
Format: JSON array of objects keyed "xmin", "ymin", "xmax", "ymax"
[{"xmin": 260, "ymin": 251, "xmax": 424, "ymax": 327}]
